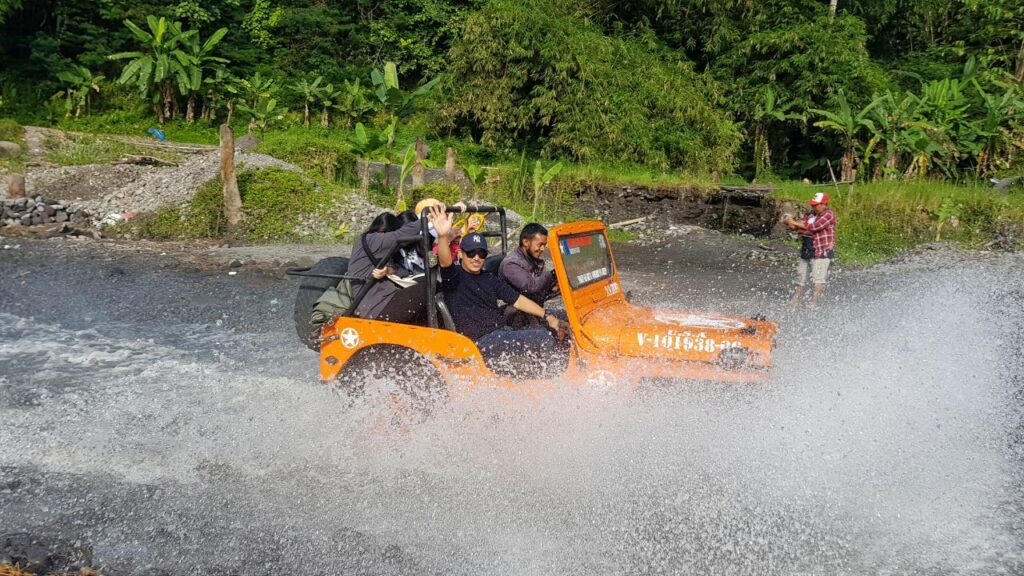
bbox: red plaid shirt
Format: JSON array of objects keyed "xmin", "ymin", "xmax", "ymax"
[{"xmin": 802, "ymin": 208, "xmax": 836, "ymax": 258}]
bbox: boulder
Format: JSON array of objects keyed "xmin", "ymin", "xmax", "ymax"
[{"xmin": 0, "ymin": 141, "xmax": 22, "ymax": 158}]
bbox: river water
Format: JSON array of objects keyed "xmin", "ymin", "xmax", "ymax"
[{"xmin": 1, "ymin": 239, "xmax": 1022, "ymax": 575}]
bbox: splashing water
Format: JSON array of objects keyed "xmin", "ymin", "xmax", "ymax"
[{"xmin": 1, "ymin": 251, "xmax": 1022, "ymax": 575}]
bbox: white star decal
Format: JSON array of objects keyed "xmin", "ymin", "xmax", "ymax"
[{"xmin": 340, "ymin": 327, "xmax": 361, "ymax": 349}]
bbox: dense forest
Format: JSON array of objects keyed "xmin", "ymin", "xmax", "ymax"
[{"xmin": 1, "ymin": 0, "xmax": 1022, "ymax": 182}]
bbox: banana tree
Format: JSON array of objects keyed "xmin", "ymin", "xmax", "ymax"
[
  {"xmin": 290, "ymin": 75, "xmax": 323, "ymax": 128},
  {"xmin": 348, "ymin": 121, "xmax": 388, "ymax": 195},
  {"xmin": 861, "ymin": 90, "xmax": 927, "ymax": 179},
  {"xmin": 55, "ymin": 65, "xmax": 105, "ymax": 117},
  {"xmin": 334, "ymin": 79, "xmax": 373, "ymax": 129},
  {"xmin": 234, "ymin": 72, "xmax": 278, "ymax": 133},
  {"xmin": 751, "ymin": 87, "xmax": 802, "ymax": 179},
  {"xmin": 180, "ymin": 26, "xmax": 228, "ymax": 123},
  {"xmin": 396, "ymin": 145, "xmax": 418, "ymax": 211},
  {"xmin": 236, "ymin": 97, "xmax": 281, "ymax": 136},
  {"xmin": 370, "ymin": 62, "xmax": 439, "ymax": 177},
  {"xmin": 109, "ymin": 16, "xmax": 194, "ymax": 123},
  {"xmin": 810, "ymin": 93, "xmax": 876, "ymax": 182},
  {"xmin": 201, "ymin": 67, "xmax": 234, "ymax": 121},
  {"xmin": 531, "ymin": 160, "xmax": 563, "ymax": 221},
  {"xmin": 465, "ymin": 164, "xmax": 489, "ymax": 203},
  {"xmin": 316, "ymin": 83, "xmax": 343, "ymax": 127},
  {"xmin": 971, "ymin": 79, "xmax": 1024, "ymax": 174}
]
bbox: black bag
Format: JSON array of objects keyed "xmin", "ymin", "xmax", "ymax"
[{"xmin": 799, "ymin": 235, "xmax": 815, "ymax": 260}]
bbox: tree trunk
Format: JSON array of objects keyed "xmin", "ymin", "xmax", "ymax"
[
  {"xmin": 885, "ymin": 151, "xmax": 898, "ymax": 179},
  {"xmin": 1016, "ymin": 39, "xmax": 1024, "ymax": 82},
  {"xmin": 186, "ymin": 95, "xmax": 196, "ymax": 124},
  {"xmin": 320, "ymin": 108, "xmax": 329, "ymax": 127},
  {"xmin": 841, "ymin": 147, "xmax": 856, "ymax": 182},
  {"xmin": 154, "ymin": 102, "xmax": 164, "ymax": 124},
  {"xmin": 445, "ymin": 147, "xmax": 457, "ymax": 184},
  {"xmin": 226, "ymin": 100, "xmax": 234, "ymax": 125},
  {"xmin": 829, "ymin": 0, "xmax": 838, "ymax": 18},
  {"xmin": 7, "ymin": 174, "xmax": 26, "ymax": 199},
  {"xmin": 162, "ymin": 85, "xmax": 174, "ymax": 122},
  {"xmin": 219, "ymin": 124, "xmax": 243, "ymax": 232},
  {"xmin": 360, "ymin": 160, "xmax": 371, "ymax": 196},
  {"xmin": 304, "ymin": 103, "xmax": 310, "ymax": 127},
  {"xmin": 412, "ymin": 137, "xmax": 427, "ymax": 188}
]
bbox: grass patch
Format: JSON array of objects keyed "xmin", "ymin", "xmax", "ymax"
[
  {"xmin": 776, "ymin": 180, "xmax": 1024, "ymax": 265},
  {"xmin": 255, "ymin": 126, "xmax": 358, "ymax": 184},
  {"xmin": 58, "ymin": 111, "xmax": 224, "ymax": 145},
  {"xmin": 122, "ymin": 167, "xmax": 343, "ymax": 242},
  {"xmin": 0, "ymin": 117, "xmax": 27, "ymax": 173},
  {"xmin": 44, "ymin": 133, "xmax": 182, "ymax": 166}
]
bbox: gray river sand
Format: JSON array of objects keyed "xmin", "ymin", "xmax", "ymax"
[{"xmin": 1, "ymin": 236, "xmax": 1022, "ymax": 575}]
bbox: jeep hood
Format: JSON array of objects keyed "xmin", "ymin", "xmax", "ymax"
[{"xmin": 578, "ymin": 302, "xmax": 777, "ymax": 366}]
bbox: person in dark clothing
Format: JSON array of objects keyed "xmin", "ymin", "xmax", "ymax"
[
  {"xmin": 394, "ymin": 210, "xmax": 427, "ymax": 274},
  {"xmin": 499, "ymin": 223, "xmax": 560, "ymax": 328},
  {"xmin": 349, "ymin": 211, "xmax": 427, "ymax": 323},
  {"xmin": 431, "ymin": 205, "xmax": 561, "ymax": 373}
]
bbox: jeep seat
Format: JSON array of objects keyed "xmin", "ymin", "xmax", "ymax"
[{"xmin": 483, "ymin": 254, "xmax": 505, "ymax": 275}]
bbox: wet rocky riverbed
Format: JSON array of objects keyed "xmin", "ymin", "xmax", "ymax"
[{"xmin": 1, "ymin": 234, "xmax": 1022, "ymax": 575}]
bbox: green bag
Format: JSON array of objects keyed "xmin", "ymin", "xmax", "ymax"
[{"xmin": 311, "ymin": 279, "xmax": 358, "ymax": 324}]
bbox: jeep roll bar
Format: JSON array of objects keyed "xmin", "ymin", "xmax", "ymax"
[
  {"xmin": 421, "ymin": 205, "xmax": 508, "ymax": 329},
  {"xmin": 286, "ymin": 204, "xmax": 508, "ymax": 329}
]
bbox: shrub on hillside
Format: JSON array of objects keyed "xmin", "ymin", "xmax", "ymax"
[
  {"xmin": 0, "ymin": 118, "xmax": 25, "ymax": 143},
  {"xmin": 256, "ymin": 128, "xmax": 358, "ymax": 185},
  {"xmin": 439, "ymin": 0, "xmax": 739, "ymax": 173}
]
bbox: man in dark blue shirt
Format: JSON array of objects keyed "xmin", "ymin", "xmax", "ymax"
[{"xmin": 430, "ymin": 205, "xmax": 560, "ymax": 373}]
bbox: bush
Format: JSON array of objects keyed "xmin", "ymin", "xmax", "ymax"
[
  {"xmin": 256, "ymin": 127, "xmax": 358, "ymax": 185},
  {"xmin": 440, "ymin": 0, "xmax": 739, "ymax": 173},
  {"xmin": 0, "ymin": 118, "xmax": 24, "ymax": 143},
  {"xmin": 122, "ymin": 167, "xmax": 334, "ymax": 241},
  {"xmin": 238, "ymin": 167, "xmax": 329, "ymax": 240}
]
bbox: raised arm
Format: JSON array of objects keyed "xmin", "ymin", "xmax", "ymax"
[{"xmin": 429, "ymin": 204, "xmax": 455, "ymax": 267}]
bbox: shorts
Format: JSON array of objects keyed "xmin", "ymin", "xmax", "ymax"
[{"xmin": 796, "ymin": 258, "xmax": 831, "ymax": 286}]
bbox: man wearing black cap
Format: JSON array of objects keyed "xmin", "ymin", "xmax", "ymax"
[{"xmin": 428, "ymin": 205, "xmax": 561, "ymax": 370}]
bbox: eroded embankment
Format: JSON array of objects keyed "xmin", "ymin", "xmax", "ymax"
[{"xmin": 573, "ymin": 181, "xmax": 790, "ymax": 236}]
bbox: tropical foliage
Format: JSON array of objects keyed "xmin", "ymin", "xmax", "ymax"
[{"xmin": 0, "ymin": 0, "xmax": 1021, "ymax": 183}]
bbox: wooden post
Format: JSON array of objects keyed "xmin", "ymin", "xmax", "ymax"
[
  {"xmin": 445, "ymin": 147, "xmax": 457, "ymax": 185},
  {"xmin": 412, "ymin": 137, "xmax": 427, "ymax": 188},
  {"xmin": 219, "ymin": 124, "xmax": 243, "ymax": 231},
  {"xmin": 7, "ymin": 174, "xmax": 26, "ymax": 199}
]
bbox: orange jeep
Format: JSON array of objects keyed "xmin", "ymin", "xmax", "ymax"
[{"xmin": 291, "ymin": 206, "xmax": 777, "ymax": 400}]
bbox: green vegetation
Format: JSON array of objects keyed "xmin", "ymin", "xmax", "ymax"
[
  {"xmin": 1, "ymin": 0, "xmax": 1022, "ymax": 259},
  {"xmin": 123, "ymin": 167, "xmax": 341, "ymax": 241},
  {"xmin": 777, "ymin": 181, "xmax": 1024, "ymax": 264},
  {"xmin": 43, "ymin": 133, "xmax": 181, "ymax": 166}
]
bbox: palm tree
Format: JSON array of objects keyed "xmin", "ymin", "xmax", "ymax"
[
  {"xmin": 810, "ymin": 92, "xmax": 876, "ymax": 182},
  {"xmin": 109, "ymin": 16, "xmax": 193, "ymax": 123},
  {"xmin": 291, "ymin": 75, "xmax": 323, "ymax": 128},
  {"xmin": 55, "ymin": 65, "xmax": 105, "ymax": 117}
]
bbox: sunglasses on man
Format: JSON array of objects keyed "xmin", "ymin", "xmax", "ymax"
[{"xmin": 463, "ymin": 249, "xmax": 488, "ymax": 260}]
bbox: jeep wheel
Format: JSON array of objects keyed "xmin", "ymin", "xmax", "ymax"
[
  {"xmin": 293, "ymin": 256, "xmax": 349, "ymax": 351},
  {"xmin": 334, "ymin": 345, "xmax": 448, "ymax": 425}
]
